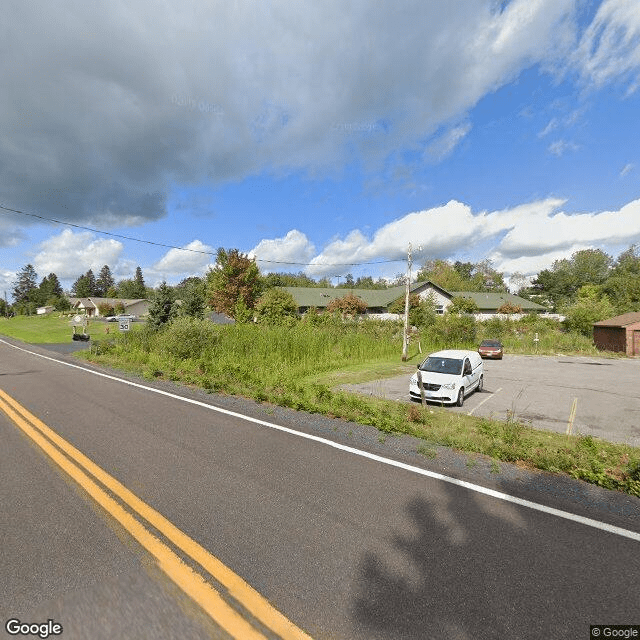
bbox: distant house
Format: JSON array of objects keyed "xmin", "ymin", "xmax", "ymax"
[
  {"xmin": 69, "ymin": 297, "xmax": 150, "ymax": 318},
  {"xmin": 36, "ymin": 305, "xmax": 55, "ymax": 315},
  {"xmin": 593, "ymin": 312, "xmax": 640, "ymax": 356},
  {"xmin": 282, "ymin": 281, "xmax": 546, "ymax": 317}
]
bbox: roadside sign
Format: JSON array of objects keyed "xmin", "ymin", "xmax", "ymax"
[{"xmin": 119, "ymin": 318, "xmax": 130, "ymax": 332}]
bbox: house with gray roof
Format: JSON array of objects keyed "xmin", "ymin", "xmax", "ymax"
[{"xmin": 69, "ymin": 297, "xmax": 150, "ymax": 318}]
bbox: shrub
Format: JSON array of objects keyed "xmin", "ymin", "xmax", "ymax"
[
  {"xmin": 98, "ymin": 302, "xmax": 116, "ymax": 317},
  {"xmin": 496, "ymin": 302, "xmax": 522, "ymax": 314},
  {"xmin": 326, "ymin": 293, "xmax": 368, "ymax": 317},
  {"xmin": 448, "ymin": 296, "xmax": 479, "ymax": 314},
  {"xmin": 160, "ymin": 316, "xmax": 219, "ymax": 360},
  {"xmin": 562, "ymin": 295, "xmax": 614, "ymax": 337},
  {"xmin": 388, "ymin": 293, "xmax": 420, "ymax": 314},
  {"xmin": 254, "ymin": 288, "xmax": 299, "ymax": 325},
  {"xmin": 481, "ymin": 316, "xmax": 509, "ymax": 339}
]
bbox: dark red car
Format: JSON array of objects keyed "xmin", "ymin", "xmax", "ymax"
[{"xmin": 478, "ymin": 339, "xmax": 503, "ymax": 359}]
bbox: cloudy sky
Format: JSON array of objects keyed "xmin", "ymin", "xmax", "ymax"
[{"xmin": 2, "ymin": 0, "xmax": 640, "ymax": 297}]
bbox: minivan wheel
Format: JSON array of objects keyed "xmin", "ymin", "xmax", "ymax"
[
  {"xmin": 478, "ymin": 375, "xmax": 483, "ymax": 392},
  {"xmin": 456, "ymin": 388, "xmax": 464, "ymax": 407}
]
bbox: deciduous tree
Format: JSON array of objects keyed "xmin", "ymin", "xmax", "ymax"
[{"xmin": 205, "ymin": 248, "xmax": 261, "ymax": 319}]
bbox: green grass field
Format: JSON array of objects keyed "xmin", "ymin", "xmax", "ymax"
[
  {"xmin": 0, "ymin": 313, "xmax": 82, "ymax": 342},
  {"xmin": 0, "ymin": 313, "xmax": 141, "ymax": 343}
]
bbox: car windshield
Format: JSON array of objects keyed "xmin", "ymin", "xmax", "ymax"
[
  {"xmin": 480, "ymin": 340, "xmax": 501, "ymax": 347},
  {"xmin": 419, "ymin": 357, "xmax": 463, "ymax": 375}
]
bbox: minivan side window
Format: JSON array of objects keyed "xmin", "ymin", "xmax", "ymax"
[{"xmin": 463, "ymin": 359, "xmax": 472, "ymax": 375}]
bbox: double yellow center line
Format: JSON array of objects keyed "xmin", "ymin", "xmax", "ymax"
[{"xmin": 0, "ymin": 388, "xmax": 312, "ymax": 640}]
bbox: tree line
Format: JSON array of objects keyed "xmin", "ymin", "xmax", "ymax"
[
  {"xmin": 5, "ymin": 245, "xmax": 639, "ymax": 336},
  {"xmin": 6, "ymin": 264, "xmax": 148, "ymax": 316}
]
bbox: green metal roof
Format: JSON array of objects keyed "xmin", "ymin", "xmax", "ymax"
[
  {"xmin": 449, "ymin": 291, "xmax": 547, "ymax": 311},
  {"xmin": 281, "ymin": 285, "xmax": 406, "ymax": 308},
  {"xmin": 283, "ymin": 282, "xmax": 545, "ymax": 312}
]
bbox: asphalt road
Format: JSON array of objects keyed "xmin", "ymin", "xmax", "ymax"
[
  {"xmin": 1, "ymin": 337, "xmax": 639, "ymax": 639},
  {"xmin": 342, "ymin": 354, "xmax": 640, "ymax": 447}
]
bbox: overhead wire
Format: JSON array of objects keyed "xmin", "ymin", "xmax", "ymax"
[{"xmin": 0, "ymin": 203, "xmax": 404, "ymax": 267}]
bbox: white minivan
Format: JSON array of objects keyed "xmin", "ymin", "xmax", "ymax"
[{"xmin": 409, "ymin": 349, "xmax": 484, "ymax": 407}]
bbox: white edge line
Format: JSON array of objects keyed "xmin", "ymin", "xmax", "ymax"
[{"xmin": 2, "ymin": 338, "xmax": 639, "ymax": 543}]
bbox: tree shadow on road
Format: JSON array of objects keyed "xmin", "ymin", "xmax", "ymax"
[{"xmin": 351, "ymin": 483, "xmax": 638, "ymax": 640}]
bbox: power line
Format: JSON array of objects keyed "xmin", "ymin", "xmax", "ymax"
[{"xmin": 0, "ymin": 203, "xmax": 404, "ymax": 268}]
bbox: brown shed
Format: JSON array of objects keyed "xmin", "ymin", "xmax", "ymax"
[{"xmin": 593, "ymin": 312, "xmax": 640, "ymax": 356}]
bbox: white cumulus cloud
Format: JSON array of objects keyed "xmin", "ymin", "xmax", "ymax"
[
  {"xmin": 255, "ymin": 196, "xmax": 640, "ymax": 279},
  {"xmin": 153, "ymin": 240, "xmax": 214, "ymax": 275},
  {"xmin": 33, "ymin": 229, "xmax": 123, "ymax": 279},
  {"xmin": 250, "ymin": 230, "xmax": 316, "ymax": 272}
]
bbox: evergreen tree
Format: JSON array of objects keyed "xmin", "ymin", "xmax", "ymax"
[
  {"xmin": 37, "ymin": 273, "xmax": 63, "ymax": 306},
  {"xmin": 133, "ymin": 266, "xmax": 146, "ymax": 298},
  {"xmin": 85, "ymin": 269, "xmax": 97, "ymax": 295},
  {"xmin": 175, "ymin": 278, "xmax": 205, "ymax": 319},
  {"xmin": 96, "ymin": 265, "xmax": 115, "ymax": 297},
  {"xmin": 71, "ymin": 270, "xmax": 97, "ymax": 297},
  {"xmin": 147, "ymin": 281, "xmax": 177, "ymax": 329},
  {"xmin": 12, "ymin": 264, "xmax": 38, "ymax": 305},
  {"xmin": 46, "ymin": 273, "xmax": 63, "ymax": 296}
]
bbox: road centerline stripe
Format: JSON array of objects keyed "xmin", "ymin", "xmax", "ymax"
[
  {"xmin": 2, "ymin": 338, "xmax": 639, "ymax": 543},
  {"xmin": 0, "ymin": 387, "xmax": 313, "ymax": 640}
]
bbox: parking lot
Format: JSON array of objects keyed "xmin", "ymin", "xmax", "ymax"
[{"xmin": 341, "ymin": 354, "xmax": 640, "ymax": 448}]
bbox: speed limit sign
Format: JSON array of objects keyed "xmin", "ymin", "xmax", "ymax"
[{"xmin": 119, "ymin": 318, "xmax": 130, "ymax": 331}]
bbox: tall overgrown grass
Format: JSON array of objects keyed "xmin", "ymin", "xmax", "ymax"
[
  {"xmin": 83, "ymin": 315, "xmax": 640, "ymax": 497},
  {"xmin": 91, "ymin": 316, "xmax": 405, "ymax": 393}
]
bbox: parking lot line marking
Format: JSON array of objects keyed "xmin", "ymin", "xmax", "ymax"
[
  {"xmin": 566, "ymin": 398, "xmax": 578, "ymax": 436},
  {"xmin": 2, "ymin": 338, "xmax": 640, "ymax": 543},
  {"xmin": 468, "ymin": 388, "xmax": 502, "ymax": 415},
  {"xmin": 0, "ymin": 387, "xmax": 313, "ymax": 640}
]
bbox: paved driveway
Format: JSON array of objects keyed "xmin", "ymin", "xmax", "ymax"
[{"xmin": 341, "ymin": 355, "xmax": 640, "ymax": 448}]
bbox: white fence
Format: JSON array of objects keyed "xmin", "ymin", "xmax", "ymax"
[{"xmin": 365, "ymin": 312, "xmax": 565, "ymax": 322}]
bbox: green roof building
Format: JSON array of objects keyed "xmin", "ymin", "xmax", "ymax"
[{"xmin": 282, "ymin": 281, "xmax": 547, "ymax": 315}]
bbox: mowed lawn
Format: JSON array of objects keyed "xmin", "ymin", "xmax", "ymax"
[{"xmin": 0, "ymin": 314, "xmax": 125, "ymax": 343}]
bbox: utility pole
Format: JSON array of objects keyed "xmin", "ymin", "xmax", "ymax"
[{"xmin": 402, "ymin": 243, "xmax": 413, "ymax": 361}]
